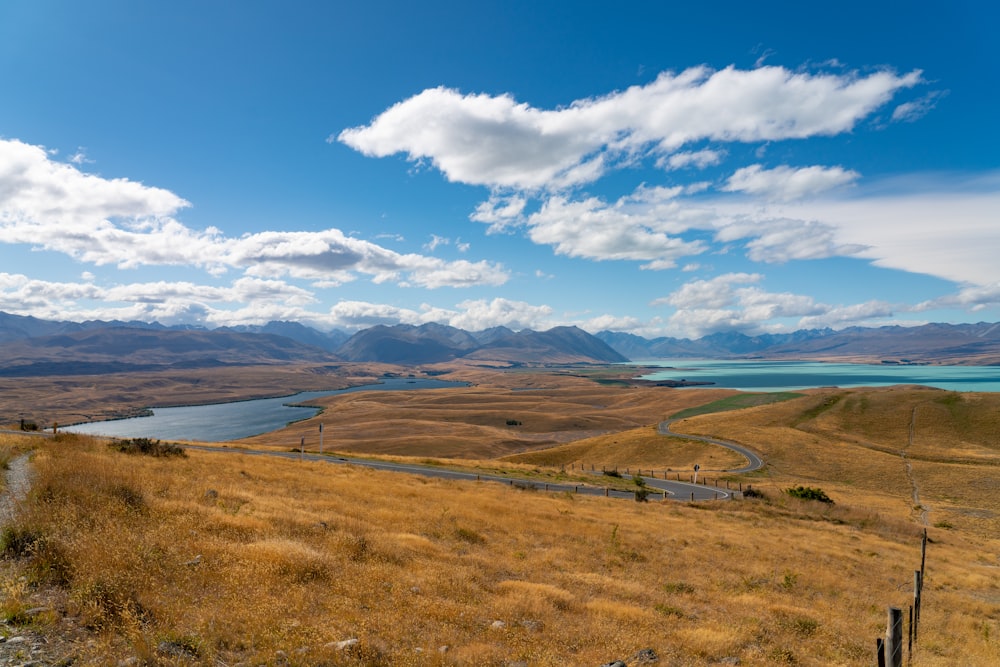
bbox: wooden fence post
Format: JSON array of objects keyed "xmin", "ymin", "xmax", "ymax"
[
  {"xmin": 885, "ymin": 607, "xmax": 903, "ymax": 667},
  {"xmin": 876, "ymin": 638, "xmax": 886, "ymax": 667},
  {"xmin": 913, "ymin": 570, "xmax": 922, "ymax": 643},
  {"xmin": 908, "ymin": 605, "xmax": 914, "ymax": 660}
]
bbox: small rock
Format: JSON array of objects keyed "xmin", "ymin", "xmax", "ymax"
[
  {"xmin": 204, "ymin": 489, "xmax": 218, "ymax": 499},
  {"xmin": 520, "ymin": 619, "xmax": 543, "ymax": 632},
  {"xmin": 719, "ymin": 658, "xmax": 740, "ymax": 665},
  {"xmin": 634, "ymin": 647, "xmax": 659, "ymax": 664},
  {"xmin": 600, "ymin": 662, "xmax": 626, "ymax": 667},
  {"xmin": 5, "ymin": 636, "xmax": 28, "ymax": 644},
  {"xmin": 438, "ymin": 645, "xmax": 450, "ymax": 654},
  {"xmin": 333, "ymin": 638, "xmax": 359, "ymax": 650},
  {"xmin": 410, "ymin": 586, "xmax": 421, "ymax": 594},
  {"xmin": 184, "ymin": 554, "xmax": 202, "ymax": 566},
  {"xmin": 490, "ymin": 620, "xmax": 507, "ymax": 630},
  {"xmin": 505, "ymin": 662, "xmax": 528, "ymax": 667}
]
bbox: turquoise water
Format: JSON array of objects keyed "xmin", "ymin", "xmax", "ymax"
[
  {"xmin": 633, "ymin": 360, "xmax": 1000, "ymax": 392},
  {"xmin": 64, "ymin": 377, "xmax": 465, "ymax": 441}
]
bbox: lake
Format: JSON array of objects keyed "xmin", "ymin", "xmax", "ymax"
[
  {"xmin": 64, "ymin": 377, "xmax": 465, "ymax": 442},
  {"xmin": 633, "ymin": 359, "xmax": 1000, "ymax": 392}
]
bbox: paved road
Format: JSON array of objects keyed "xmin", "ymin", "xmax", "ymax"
[
  {"xmin": 657, "ymin": 419, "xmax": 764, "ymax": 474},
  {"xmin": 3, "ymin": 423, "xmax": 759, "ymax": 503},
  {"xmin": 184, "ymin": 443, "xmax": 736, "ymax": 502}
]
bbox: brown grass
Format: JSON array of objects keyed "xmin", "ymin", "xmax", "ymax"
[
  {"xmin": 239, "ymin": 372, "xmax": 732, "ymax": 459},
  {"xmin": 500, "ymin": 424, "xmax": 747, "ymax": 471},
  {"xmin": 2, "ymin": 375, "xmax": 999, "ymax": 665},
  {"xmin": 1, "ymin": 425, "xmax": 997, "ymax": 665}
]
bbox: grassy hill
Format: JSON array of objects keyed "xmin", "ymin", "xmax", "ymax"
[{"xmin": 1, "ymin": 377, "xmax": 998, "ymax": 665}]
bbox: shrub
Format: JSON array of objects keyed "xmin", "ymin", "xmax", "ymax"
[
  {"xmin": 603, "ymin": 469, "xmax": 621, "ymax": 478},
  {"xmin": 0, "ymin": 525, "xmax": 42, "ymax": 559},
  {"xmin": 785, "ymin": 485, "xmax": 834, "ymax": 504},
  {"xmin": 743, "ymin": 485, "xmax": 766, "ymax": 499},
  {"xmin": 110, "ymin": 437, "xmax": 186, "ymax": 458},
  {"xmin": 505, "ymin": 419, "xmax": 522, "ymax": 426}
]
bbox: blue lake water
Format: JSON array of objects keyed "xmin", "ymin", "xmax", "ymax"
[
  {"xmin": 633, "ymin": 360, "xmax": 1000, "ymax": 393},
  {"xmin": 64, "ymin": 377, "xmax": 465, "ymax": 442}
]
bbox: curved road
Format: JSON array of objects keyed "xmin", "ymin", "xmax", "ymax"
[
  {"xmin": 185, "ymin": 414, "xmax": 763, "ymax": 503},
  {"xmin": 657, "ymin": 419, "xmax": 764, "ymax": 474},
  {"xmin": 2, "ymin": 422, "xmax": 762, "ymax": 504}
]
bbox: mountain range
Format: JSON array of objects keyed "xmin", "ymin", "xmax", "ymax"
[{"xmin": 0, "ymin": 311, "xmax": 998, "ymax": 376}]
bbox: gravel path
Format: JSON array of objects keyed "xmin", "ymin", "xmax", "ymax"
[{"xmin": 0, "ymin": 453, "xmax": 32, "ymax": 527}]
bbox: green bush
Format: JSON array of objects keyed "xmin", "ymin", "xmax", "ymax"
[{"xmin": 785, "ymin": 485, "xmax": 833, "ymax": 504}]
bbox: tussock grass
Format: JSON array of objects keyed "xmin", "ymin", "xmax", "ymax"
[
  {"xmin": 500, "ymin": 424, "xmax": 746, "ymax": 470},
  {"xmin": 2, "ymin": 429, "xmax": 997, "ymax": 666}
]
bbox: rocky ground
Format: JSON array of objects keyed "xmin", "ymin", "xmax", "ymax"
[{"xmin": 0, "ymin": 454, "xmax": 85, "ymax": 666}]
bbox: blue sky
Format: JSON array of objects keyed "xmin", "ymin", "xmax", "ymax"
[{"xmin": 1, "ymin": 1, "xmax": 997, "ymax": 338}]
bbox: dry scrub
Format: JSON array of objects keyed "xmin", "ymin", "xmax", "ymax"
[{"xmin": 2, "ymin": 430, "xmax": 998, "ymax": 665}]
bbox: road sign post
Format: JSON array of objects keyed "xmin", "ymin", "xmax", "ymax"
[{"xmin": 693, "ymin": 463, "xmax": 700, "ymax": 485}]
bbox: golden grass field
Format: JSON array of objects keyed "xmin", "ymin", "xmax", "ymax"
[{"xmin": 1, "ymin": 367, "xmax": 998, "ymax": 665}]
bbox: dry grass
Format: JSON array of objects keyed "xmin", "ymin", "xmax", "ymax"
[
  {"xmin": 1, "ymin": 426, "xmax": 997, "ymax": 665},
  {"xmin": 670, "ymin": 386, "xmax": 1000, "ymax": 537},
  {"xmin": 2, "ymin": 376, "xmax": 999, "ymax": 665},
  {"xmin": 500, "ymin": 424, "xmax": 746, "ymax": 471},
  {"xmin": 239, "ymin": 373, "xmax": 732, "ymax": 459}
]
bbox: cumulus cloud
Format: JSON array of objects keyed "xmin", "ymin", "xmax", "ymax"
[
  {"xmin": 0, "ymin": 138, "xmax": 508, "ymax": 289},
  {"xmin": 324, "ymin": 297, "xmax": 556, "ymax": 332},
  {"xmin": 915, "ymin": 282, "xmax": 1000, "ymax": 313},
  {"xmin": 652, "ymin": 272, "xmax": 893, "ymax": 337},
  {"xmin": 469, "ymin": 194, "xmax": 527, "ymax": 230},
  {"xmin": 524, "ymin": 192, "xmax": 708, "ymax": 269},
  {"xmin": 722, "ymin": 164, "xmax": 860, "ymax": 200},
  {"xmin": 445, "ymin": 297, "xmax": 554, "ymax": 331},
  {"xmin": 339, "ymin": 65, "xmax": 921, "ymax": 191}
]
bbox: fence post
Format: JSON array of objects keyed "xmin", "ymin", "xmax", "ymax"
[
  {"xmin": 913, "ymin": 570, "xmax": 922, "ymax": 643},
  {"xmin": 885, "ymin": 606, "xmax": 903, "ymax": 667},
  {"xmin": 908, "ymin": 605, "xmax": 914, "ymax": 660},
  {"xmin": 690, "ymin": 492, "xmax": 694, "ymax": 501},
  {"xmin": 876, "ymin": 638, "xmax": 886, "ymax": 667}
]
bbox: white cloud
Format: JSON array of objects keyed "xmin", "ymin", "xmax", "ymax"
[
  {"xmin": 662, "ymin": 149, "xmax": 725, "ymax": 170},
  {"xmin": 324, "ymin": 297, "xmax": 555, "ymax": 332},
  {"xmin": 0, "ymin": 138, "xmax": 509, "ymax": 289},
  {"xmin": 339, "ymin": 65, "xmax": 921, "ymax": 191},
  {"xmin": 469, "ymin": 194, "xmax": 527, "ymax": 231},
  {"xmin": 762, "ymin": 182, "xmax": 1000, "ymax": 286},
  {"xmin": 915, "ymin": 282, "xmax": 1000, "ymax": 313},
  {"xmin": 892, "ymin": 90, "xmax": 947, "ymax": 123},
  {"xmin": 714, "ymin": 216, "xmax": 868, "ymax": 263},
  {"xmin": 652, "ymin": 272, "xmax": 887, "ymax": 337},
  {"xmin": 424, "ymin": 234, "xmax": 448, "ymax": 251},
  {"xmin": 524, "ymin": 193, "xmax": 708, "ymax": 269},
  {"xmin": 722, "ymin": 164, "xmax": 860, "ymax": 200},
  {"xmin": 796, "ymin": 300, "xmax": 896, "ymax": 329},
  {"xmin": 446, "ymin": 298, "xmax": 554, "ymax": 331}
]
